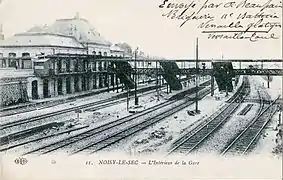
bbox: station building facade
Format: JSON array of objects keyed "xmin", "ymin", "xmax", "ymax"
[{"xmin": 0, "ymin": 14, "xmax": 127, "ymax": 105}]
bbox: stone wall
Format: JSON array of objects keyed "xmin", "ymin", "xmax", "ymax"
[{"xmin": 0, "ymin": 78, "xmax": 29, "ymax": 107}]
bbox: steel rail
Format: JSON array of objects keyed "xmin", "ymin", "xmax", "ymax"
[
  {"xmin": 70, "ymin": 88, "xmax": 213, "ymax": 155},
  {"xmin": 0, "ymin": 77, "xmax": 193, "ymax": 117},
  {"xmin": 0, "ymin": 77, "xmax": 201, "ymax": 130},
  {"xmin": 0, "ymin": 85, "xmax": 168, "ymax": 131},
  {"xmin": 167, "ymin": 77, "xmax": 250, "ymax": 155},
  {"xmin": 0, "ymin": 86, "xmax": 172, "ymax": 146},
  {"xmin": 20, "ymin": 85, "xmax": 211, "ymax": 155},
  {"xmin": 221, "ymin": 95, "xmax": 280, "ymax": 155}
]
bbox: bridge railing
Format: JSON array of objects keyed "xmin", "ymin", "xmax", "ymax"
[{"xmin": 135, "ymin": 68, "xmax": 283, "ymax": 76}]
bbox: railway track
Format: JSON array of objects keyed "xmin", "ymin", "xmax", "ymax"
[
  {"xmin": 0, "ymin": 81, "xmax": 210, "ymax": 140},
  {"xmin": 0, "ymin": 86, "xmax": 174, "ymax": 146},
  {"xmin": 0, "ymin": 85, "xmax": 165, "ymax": 131},
  {"xmin": 71, "ymin": 87, "xmax": 214, "ymax": 155},
  {"xmin": 221, "ymin": 88, "xmax": 279, "ymax": 156},
  {"xmin": 0, "ymin": 77, "xmax": 192, "ymax": 117},
  {"xmin": 0, "ymin": 80, "xmax": 158, "ymax": 117},
  {"xmin": 1, "ymin": 78, "xmax": 207, "ymax": 131},
  {"xmin": 19, "ymin": 86, "xmax": 212, "ymax": 155},
  {"xmin": 167, "ymin": 76, "xmax": 251, "ymax": 155}
]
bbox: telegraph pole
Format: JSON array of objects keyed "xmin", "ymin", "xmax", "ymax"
[
  {"xmin": 156, "ymin": 60, "xmax": 159, "ymax": 101},
  {"xmin": 134, "ymin": 47, "xmax": 139, "ymax": 105},
  {"xmin": 195, "ymin": 38, "xmax": 199, "ymax": 113},
  {"xmin": 211, "ymin": 59, "xmax": 214, "ymax": 96},
  {"xmin": 86, "ymin": 33, "xmax": 90, "ymax": 55},
  {"xmin": 127, "ymin": 87, "xmax": 130, "ymax": 111},
  {"xmin": 86, "ymin": 42, "xmax": 89, "ymax": 55},
  {"xmin": 107, "ymin": 61, "xmax": 110, "ymax": 93}
]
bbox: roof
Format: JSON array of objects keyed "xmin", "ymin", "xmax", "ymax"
[
  {"xmin": 45, "ymin": 17, "xmax": 112, "ymax": 46},
  {"xmin": 110, "ymin": 45, "xmax": 124, "ymax": 52},
  {"xmin": 27, "ymin": 25, "xmax": 48, "ymax": 33},
  {"xmin": 0, "ymin": 14, "xmax": 112, "ymax": 48},
  {"xmin": 0, "ymin": 33, "xmax": 84, "ymax": 48}
]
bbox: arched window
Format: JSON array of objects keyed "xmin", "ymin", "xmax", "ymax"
[
  {"xmin": 21, "ymin": 52, "xmax": 32, "ymax": 69},
  {"xmin": 8, "ymin": 52, "xmax": 17, "ymax": 68},
  {"xmin": 22, "ymin": 52, "xmax": 30, "ymax": 57},
  {"xmin": 92, "ymin": 51, "xmax": 96, "ymax": 55},
  {"xmin": 43, "ymin": 79, "xmax": 49, "ymax": 98},
  {"xmin": 98, "ymin": 51, "xmax": 102, "ymax": 56},
  {"xmin": 9, "ymin": 52, "xmax": 16, "ymax": 57},
  {"xmin": 103, "ymin": 52, "xmax": 107, "ymax": 56},
  {"xmin": 31, "ymin": 80, "xmax": 39, "ymax": 99},
  {"xmin": 0, "ymin": 53, "xmax": 3, "ymax": 68}
]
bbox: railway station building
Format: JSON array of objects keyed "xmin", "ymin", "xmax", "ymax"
[{"xmin": 0, "ymin": 13, "xmax": 130, "ymax": 106}]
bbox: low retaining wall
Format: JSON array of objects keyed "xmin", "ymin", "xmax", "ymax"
[{"xmin": 0, "ymin": 77, "xmax": 29, "ymax": 107}]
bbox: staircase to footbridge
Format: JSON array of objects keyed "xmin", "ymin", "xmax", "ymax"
[
  {"xmin": 111, "ymin": 58, "xmax": 282, "ymax": 92},
  {"xmin": 134, "ymin": 59, "xmax": 282, "ymax": 92},
  {"xmin": 32, "ymin": 54, "xmax": 282, "ymax": 93}
]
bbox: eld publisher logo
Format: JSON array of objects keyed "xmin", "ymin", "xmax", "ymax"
[{"xmin": 14, "ymin": 157, "xmax": 28, "ymax": 165}]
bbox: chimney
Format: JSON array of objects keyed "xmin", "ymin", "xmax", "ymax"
[
  {"xmin": 0, "ymin": 24, "xmax": 4, "ymax": 40},
  {"xmin": 75, "ymin": 12, "xmax": 80, "ymax": 20}
]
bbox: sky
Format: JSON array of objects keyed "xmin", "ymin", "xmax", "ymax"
[{"xmin": 0, "ymin": 0, "xmax": 282, "ymax": 59}]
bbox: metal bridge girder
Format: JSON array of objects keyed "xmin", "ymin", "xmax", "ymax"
[
  {"xmin": 136, "ymin": 68, "xmax": 282, "ymax": 76},
  {"xmin": 234, "ymin": 69, "xmax": 283, "ymax": 76},
  {"xmin": 135, "ymin": 68, "xmax": 163, "ymax": 75}
]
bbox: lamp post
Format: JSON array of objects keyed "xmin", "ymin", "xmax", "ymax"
[
  {"xmin": 211, "ymin": 58, "xmax": 214, "ymax": 96},
  {"xmin": 226, "ymin": 70, "xmax": 229, "ymax": 97},
  {"xmin": 156, "ymin": 60, "xmax": 159, "ymax": 101},
  {"xmin": 134, "ymin": 47, "xmax": 139, "ymax": 105},
  {"xmin": 195, "ymin": 37, "xmax": 199, "ymax": 114},
  {"xmin": 127, "ymin": 87, "xmax": 130, "ymax": 111},
  {"xmin": 86, "ymin": 42, "xmax": 89, "ymax": 55},
  {"xmin": 86, "ymin": 31, "xmax": 91, "ymax": 55}
]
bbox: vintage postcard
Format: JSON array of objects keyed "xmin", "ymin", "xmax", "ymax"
[{"xmin": 0, "ymin": 0, "xmax": 282, "ymax": 179}]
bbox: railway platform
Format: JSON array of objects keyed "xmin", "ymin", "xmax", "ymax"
[
  {"xmin": 0, "ymin": 75, "xmax": 199, "ymax": 114},
  {"xmin": 0, "ymin": 84, "xmax": 125, "ymax": 113}
]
